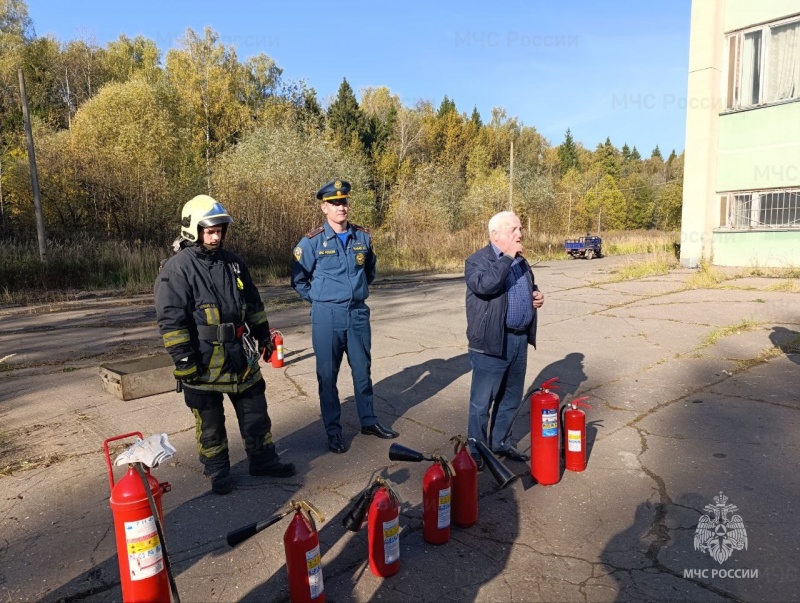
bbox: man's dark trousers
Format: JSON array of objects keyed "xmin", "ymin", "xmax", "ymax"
[{"xmin": 468, "ymin": 331, "xmax": 529, "ymax": 453}]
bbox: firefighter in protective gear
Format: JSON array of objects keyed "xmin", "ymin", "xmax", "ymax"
[{"xmin": 155, "ymin": 195, "xmax": 295, "ymax": 494}]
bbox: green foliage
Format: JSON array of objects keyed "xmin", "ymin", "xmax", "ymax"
[
  {"xmin": 166, "ymin": 27, "xmax": 252, "ymax": 187},
  {"xmin": 437, "ymin": 95, "xmax": 457, "ymax": 118},
  {"xmin": 211, "ymin": 123, "xmax": 372, "ymax": 263},
  {"xmin": 105, "ymin": 34, "xmax": 161, "ymax": 83},
  {"xmin": 0, "ymin": 237, "xmax": 164, "ymax": 294},
  {"xmin": 68, "ymin": 76, "xmax": 200, "ymax": 240},
  {"xmin": 557, "ymin": 128, "xmax": 580, "ymax": 174},
  {"xmin": 327, "ymin": 78, "xmax": 369, "ymax": 154},
  {"xmin": 470, "ymin": 106, "xmax": 482, "ymax": 127},
  {"xmin": 584, "ymin": 174, "xmax": 626, "ymax": 231},
  {"xmin": 651, "ymin": 145, "xmax": 663, "ymax": 160},
  {"xmin": 0, "ymin": 3, "xmax": 690, "ymax": 292}
]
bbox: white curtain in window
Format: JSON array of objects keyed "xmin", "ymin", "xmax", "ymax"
[
  {"xmin": 767, "ymin": 21, "xmax": 800, "ymax": 102},
  {"xmin": 741, "ymin": 31, "xmax": 762, "ymax": 105}
]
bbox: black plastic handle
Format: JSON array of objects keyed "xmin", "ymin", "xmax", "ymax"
[{"xmin": 226, "ymin": 511, "xmax": 289, "ymax": 547}]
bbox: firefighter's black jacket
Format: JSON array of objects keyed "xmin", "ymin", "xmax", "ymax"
[{"xmin": 155, "ymin": 245, "xmax": 269, "ymax": 393}]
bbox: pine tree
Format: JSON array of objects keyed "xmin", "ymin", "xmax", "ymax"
[
  {"xmin": 327, "ymin": 78, "xmax": 367, "ymax": 151},
  {"xmin": 557, "ymin": 128, "xmax": 579, "ymax": 174},
  {"xmin": 621, "ymin": 143, "xmax": 631, "ymax": 161},
  {"xmin": 598, "ymin": 137, "xmax": 619, "ymax": 179},
  {"xmin": 630, "ymin": 146, "xmax": 641, "ymax": 161},
  {"xmin": 651, "ymin": 145, "xmax": 663, "ymax": 160},
  {"xmin": 470, "ymin": 106, "xmax": 482, "ymax": 127},
  {"xmin": 437, "ymin": 95, "xmax": 456, "ymax": 118}
]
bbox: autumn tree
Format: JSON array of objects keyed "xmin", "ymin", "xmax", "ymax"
[
  {"xmin": 104, "ymin": 34, "xmax": 161, "ymax": 84},
  {"xmin": 166, "ymin": 27, "xmax": 250, "ymax": 190},
  {"xmin": 69, "ymin": 77, "xmax": 200, "ymax": 240},
  {"xmin": 212, "ymin": 123, "xmax": 372, "ymax": 261}
]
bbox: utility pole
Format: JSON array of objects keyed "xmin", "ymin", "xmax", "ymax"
[
  {"xmin": 19, "ymin": 69, "xmax": 47, "ymax": 264},
  {"xmin": 567, "ymin": 192, "xmax": 572, "ymax": 234},
  {"xmin": 0, "ymin": 154, "xmax": 4, "ymax": 229},
  {"xmin": 509, "ymin": 140, "xmax": 514, "ymax": 211}
]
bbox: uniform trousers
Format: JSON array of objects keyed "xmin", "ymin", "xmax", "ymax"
[
  {"xmin": 311, "ymin": 301, "xmax": 378, "ymax": 436},
  {"xmin": 184, "ymin": 378, "xmax": 276, "ymax": 477}
]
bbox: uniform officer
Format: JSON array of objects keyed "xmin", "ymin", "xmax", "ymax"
[
  {"xmin": 155, "ymin": 195, "xmax": 295, "ymax": 494},
  {"xmin": 291, "ymin": 179, "xmax": 399, "ymax": 453}
]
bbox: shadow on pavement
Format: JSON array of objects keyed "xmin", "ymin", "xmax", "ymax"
[
  {"xmin": 769, "ymin": 326, "xmax": 800, "ymax": 365},
  {"xmin": 513, "ymin": 352, "xmax": 588, "ymax": 454},
  {"xmin": 40, "ymin": 355, "xmax": 473, "ymax": 602}
]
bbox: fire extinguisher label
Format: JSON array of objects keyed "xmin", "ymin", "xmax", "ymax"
[
  {"xmin": 383, "ymin": 516, "xmax": 400, "ymax": 564},
  {"xmin": 305, "ymin": 544, "xmax": 324, "ymax": 599},
  {"xmin": 438, "ymin": 487, "xmax": 451, "ymax": 529},
  {"xmin": 567, "ymin": 429, "xmax": 582, "ymax": 451},
  {"xmin": 124, "ymin": 516, "xmax": 164, "ymax": 581},
  {"xmin": 542, "ymin": 409, "xmax": 558, "ymax": 437},
  {"xmin": 276, "ymin": 344, "xmax": 284, "ymax": 360}
]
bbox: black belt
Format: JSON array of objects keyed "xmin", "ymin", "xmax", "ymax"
[
  {"xmin": 505, "ymin": 326, "xmax": 529, "ymax": 335},
  {"xmin": 197, "ymin": 323, "xmax": 243, "ymax": 342}
]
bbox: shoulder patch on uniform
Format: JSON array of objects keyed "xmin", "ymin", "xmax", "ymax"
[
  {"xmin": 351, "ymin": 223, "xmax": 370, "ymax": 234},
  {"xmin": 305, "ymin": 226, "xmax": 324, "ymax": 238}
]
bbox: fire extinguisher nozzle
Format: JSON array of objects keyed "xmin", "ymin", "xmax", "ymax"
[
  {"xmin": 388, "ymin": 443, "xmax": 430, "ymax": 463},
  {"xmin": 342, "ymin": 488, "xmax": 374, "ymax": 532}
]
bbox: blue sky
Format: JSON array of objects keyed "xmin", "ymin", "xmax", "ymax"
[{"xmin": 26, "ymin": 0, "xmax": 692, "ymax": 155}]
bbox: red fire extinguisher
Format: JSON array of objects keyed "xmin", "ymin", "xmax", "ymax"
[
  {"xmin": 367, "ymin": 481, "xmax": 401, "ymax": 577},
  {"xmin": 227, "ymin": 500, "xmax": 326, "ymax": 603},
  {"xmin": 103, "ymin": 432, "xmax": 172, "ymax": 603},
  {"xmin": 387, "ymin": 444, "xmax": 455, "ymax": 545},
  {"xmin": 342, "ymin": 477, "xmax": 401, "ymax": 578},
  {"xmin": 284, "ymin": 502, "xmax": 325, "ymax": 603},
  {"xmin": 422, "ymin": 456, "xmax": 455, "ymax": 544},
  {"xmin": 269, "ymin": 328, "xmax": 285, "ymax": 368},
  {"xmin": 563, "ymin": 396, "xmax": 592, "ymax": 472},
  {"xmin": 450, "ymin": 436, "xmax": 477, "ymax": 528},
  {"xmin": 530, "ymin": 377, "xmax": 562, "ymax": 486}
]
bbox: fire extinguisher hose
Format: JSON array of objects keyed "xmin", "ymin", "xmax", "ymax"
[{"xmin": 133, "ymin": 463, "xmax": 181, "ymax": 603}]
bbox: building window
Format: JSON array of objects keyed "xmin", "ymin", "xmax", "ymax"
[
  {"xmin": 724, "ymin": 189, "xmax": 800, "ymax": 228},
  {"xmin": 726, "ymin": 16, "xmax": 800, "ymax": 110}
]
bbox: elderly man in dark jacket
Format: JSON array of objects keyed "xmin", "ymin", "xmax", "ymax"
[{"xmin": 465, "ymin": 211, "xmax": 544, "ymax": 469}]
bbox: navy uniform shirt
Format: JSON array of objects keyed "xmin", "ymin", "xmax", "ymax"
[{"xmin": 291, "ymin": 222, "xmax": 377, "ymax": 305}]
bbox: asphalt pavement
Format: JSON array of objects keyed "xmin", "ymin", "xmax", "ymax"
[{"xmin": 0, "ymin": 254, "xmax": 798, "ymax": 602}]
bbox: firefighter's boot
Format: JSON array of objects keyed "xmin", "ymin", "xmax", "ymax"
[{"xmin": 249, "ymin": 444, "xmax": 296, "ymax": 478}]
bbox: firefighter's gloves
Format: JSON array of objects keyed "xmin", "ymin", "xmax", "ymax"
[
  {"xmin": 259, "ymin": 338, "xmax": 274, "ymax": 362},
  {"xmin": 174, "ymin": 357, "xmax": 203, "ymax": 384}
]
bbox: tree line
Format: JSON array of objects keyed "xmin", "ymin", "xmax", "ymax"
[{"xmin": 0, "ymin": 0, "xmax": 683, "ymax": 268}]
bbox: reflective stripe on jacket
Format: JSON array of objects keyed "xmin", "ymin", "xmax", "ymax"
[{"xmin": 155, "ymin": 246, "xmax": 269, "ymax": 393}]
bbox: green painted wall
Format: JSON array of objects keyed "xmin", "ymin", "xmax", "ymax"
[
  {"xmin": 716, "ymin": 102, "xmax": 800, "ymax": 192},
  {"xmin": 724, "ymin": 0, "xmax": 799, "ymax": 32},
  {"xmin": 713, "ymin": 230, "xmax": 800, "ymax": 267}
]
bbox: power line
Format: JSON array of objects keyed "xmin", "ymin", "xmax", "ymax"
[{"xmin": 555, "ymin": 178, "xmax": 680, "ymax": 195}]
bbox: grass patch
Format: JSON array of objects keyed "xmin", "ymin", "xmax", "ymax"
[
  {"xmin": 684, "ymin": 260, "xmax": 729, "ymax": 289},
  {"xmin": 600, "ymin": 230, "xmax": 680, "ymax": 256},
  {"xmin": 702, "ymin": 319, "xmax": 761, "ymax": 348},
  {"xmin": 605, "ymin": 253, "xmax": 677, "ymax": 282},
  {"xmin": 766, "ymin": 279, "xmax": 800, "ymax": 293},
  {"xmin": 0, "ymin": 229, "xmax": 685, "ymax": 303}
]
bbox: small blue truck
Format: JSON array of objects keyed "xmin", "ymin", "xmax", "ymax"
[{"xmin": 564, "ymin": 235, "xmax": 603, "ymax": 259}]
